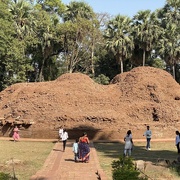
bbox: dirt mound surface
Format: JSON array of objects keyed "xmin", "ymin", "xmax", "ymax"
[{"xmin": 0, "ymin": 66, "xmax": 180, "ymax": 140}]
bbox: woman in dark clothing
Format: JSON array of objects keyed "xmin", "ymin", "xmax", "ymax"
[{"xmin": 175, "ymin": 131, "xmax": 180, "ymax": 154}]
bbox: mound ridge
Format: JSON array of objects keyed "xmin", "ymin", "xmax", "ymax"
[{"xmin": 0, "ymin": 66, "xmax": 180, "ymax": 140}]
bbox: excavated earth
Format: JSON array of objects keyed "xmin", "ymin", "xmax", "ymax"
[{"xmin": 0, "ymin": 66, "xmax": 180, "ymax": 140}]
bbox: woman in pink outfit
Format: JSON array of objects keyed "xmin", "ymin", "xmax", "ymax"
[{"xmin": 13, "ymin": 126, "xmax": 20, "ymax": 141}]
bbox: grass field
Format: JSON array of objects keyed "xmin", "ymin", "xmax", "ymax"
[
  {"xmin": 0, "ymin": 139, "xmax": 179, "ymax": 180},
  {"xmin": 0, "ymin": 140, "xmax": 54, "ymax": 180},
  {"xmin": 94, "ymin": 141, "xmax": 179, "ymax": 180}
]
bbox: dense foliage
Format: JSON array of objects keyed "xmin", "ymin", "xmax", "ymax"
[
  {"xmin": 0, "ymin": 0, "xmax": 179, "ymax": 91},
  {"xmin": 0, "ymin": 172, "xmax": 16, "ymax": 180},
  {"xmin": 112, "ymin": 156, "xmax": 148, "ymax": 180}
]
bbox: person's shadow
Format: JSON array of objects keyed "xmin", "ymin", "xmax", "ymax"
[
  {"xmin": 53, "ymin": 148, "xmax": 62, "ymax": 152},
  {"xmin": 65, "ymin": 159, "xmax": 75, "ymax": 162}
]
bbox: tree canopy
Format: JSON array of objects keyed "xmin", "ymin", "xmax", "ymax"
[{"xmin": 0, "ymin": 0, "xmax": 179, "ymax": 91}]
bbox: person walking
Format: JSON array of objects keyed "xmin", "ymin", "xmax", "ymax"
[
  {"xmin": 175, "ymin": 130, "xmax": 180, "ymax": 154},
  {"xmin": 61, "ymin": 129, "xmax": 68, "ymax": 152},
  {"xmin": 124, "ymin": 130, "xmax": 133, "ymax": 157},
  {"xmin": 143, "ymin": 125, "xmax": 152, "ymax": 150}
]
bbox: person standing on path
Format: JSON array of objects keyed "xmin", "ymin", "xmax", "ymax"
[
  {"xmin": 124, "ymin": 130, "xmax": 133, "ymax": 157},
  {"xmin": 79, "ymin": 132, "xmax": 90, "ymax": 163},
  {"xmin": 175, "ymin": 130, "xmax": 180, "ymax": 154},
  {"xmin": 73, "ymin": 139, "xmax": 79, "ymax": 162},
  {"xmin": 61, "ymin": 129, "xmax": 68, "ymax": 152},
  {"xmin": 143, "ymin": 125, "xmax": 152, "ymax": 150}
]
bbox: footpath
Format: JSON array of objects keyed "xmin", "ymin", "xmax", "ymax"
[
  {"xmin": 30, "ymin": 141, "xmax": 107, "ymax": 180},
  {"xmin": 29, "ymin": 138, "xmax": 174, "ymax": 180}
]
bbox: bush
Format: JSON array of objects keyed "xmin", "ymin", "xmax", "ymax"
[
  {"xmin": 112, "ymin": 156, "xmax": 147, "ymax": 180},
  {"xmin": 170, "ymin": 164, "xmax": 180, "ymax": 176},
  {"xmin": 0, "ymin": 172, "xmax": 12, "ymax": 180},
  {"xmin": 94, "ymin": 74, "xmax": 110, "ymax": 85}
]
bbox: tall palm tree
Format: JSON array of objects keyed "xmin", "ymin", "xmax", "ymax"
[
  {"xmin": 132, "ymin": 10, "xmax": 162, "ymax": 66},
  {"xmin": 156, "ymin": 0, "xmax": 180, "ymax": 79},
  {"xmin": 61, "ymin": 1, "xmax": 96, "ymax": 73},
  {"xmin": 9, "ymin": 0, "xmax": 33, "ymax": 39},
  {"xmin": 63, "ymin": 1, "xmax": 94, "ymax": 22},
  {"xmin": 104, "ymin": 15, "xmax": 134, "ymax": 73}
]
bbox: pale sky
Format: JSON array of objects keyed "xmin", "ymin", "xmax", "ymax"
[{"xmin": 62, "ymin": 0, "xmax": 167, "ymax": 17}]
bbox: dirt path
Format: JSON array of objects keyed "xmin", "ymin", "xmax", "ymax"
[{"xmin": 30, "ymin": 141, "xmax": 107, "ymax": 180}]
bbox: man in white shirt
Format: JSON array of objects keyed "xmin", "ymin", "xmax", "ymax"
[
  {"xmin": 59, "ymin": 127, "xmax": 63, "ymax": 140},
  {"xmin": 143, "ymin": 126, "xmax": 152, "ymax": 150},
  {"xmin": 61, "ymin": 129, "xmax": 68, "ymax": 152}
]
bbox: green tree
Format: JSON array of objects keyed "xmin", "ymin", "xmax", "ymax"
[
  {"xmin": 25, "ymin": 0, "xmax": 66, "ymax": 82},
  {"xmin": 156, "ymin": 0, "xmax": 180, "ymax": 79},
  {"xmin": 112, "ymin": 156, "xmax": 147, "ymax": 180},
  {"xmin": 132, "ymin": 10, "xmax": 162, "ymax": 66},
  {"xmin": 63, "ymin": 1, "xmax": 94, "ymax": 22},
  {"xmin": 0, "ymin": 0, "xmax": 25, "ymax": 90},
  {"xmin": 104, "ymin": 15, "xmax": 134, "ymax": 73},
  {"xmin": 61, "ymin": 1, "xmax": 97, "ymax": 73},
  {"xmin": 9, "ymin": 0, "xmax": 33, "ymax": 39}
]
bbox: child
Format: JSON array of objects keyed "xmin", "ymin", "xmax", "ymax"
[{"xmin": 73, "ymin": 139, "xmax": 79, "ymax": 162}]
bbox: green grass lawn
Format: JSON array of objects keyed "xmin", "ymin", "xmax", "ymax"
[
  {"xmin": 0, "ymin": 140, "xmax": 54, "ymax": 180},
  {"xmin": 94, "ymin": 141, "xmax": 179, "ymax": 180},
  {"xmin": 0, "ymin": 139, "xmax": 179, "ymax": 180}
]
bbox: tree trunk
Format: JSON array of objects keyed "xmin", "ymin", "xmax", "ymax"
[
  {"xmin": 143, "ymin": 50, "xmax": 146, "ymax": 66},
  {"xmin": 39, "ymin": 58, "xmax": 45, "ymax": 82},
  {"xmin": 68, "ymin": 57, "xmax": 73, "ymax": 73},
  {"xmin": 120, "ymin": 60, "xmax": 123, "ymax": 73},
  {"xmin": 172, "ymin": 64, "xmax": 176, "ymax": 79},
  {"xmin": 91, "ymin": 43, "xmax": 95, "ymax": 77}
]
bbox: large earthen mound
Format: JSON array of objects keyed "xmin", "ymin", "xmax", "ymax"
[{"xmin": 0, "ymin": 66, "xmax": 180, "ymax": 140}]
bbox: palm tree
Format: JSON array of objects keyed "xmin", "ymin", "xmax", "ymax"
[
  {"xmin": 9, "ymin": 0, "xmax": 33, "ymax": 39},
  {"xmin": 156, "ymin": 0, "xmax": 180, "ymax": 79},
  {"xmin": 63, "ymin": 1, "xmax": 94, "ymax": 22},
  {"xmin": 132, "ymin": 10, "xmax": 162, "ymax": 66},
  {"xmin": 62, "ymin": 1, "xmax": 96, "ymax": 73},
  {"xmin": 104, "ymin": 15, "xmax": 134, "ymax": 73}
]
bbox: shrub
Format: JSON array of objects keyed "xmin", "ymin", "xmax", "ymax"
[
  {"xmin": 170, "ymin": 164, "xmax": 180, "ymax": 176},
  {"xmin": 94, "ymin": 74, "xmax": 110, "ymax": 85},
  {"xmin": 0, "ymin": 172, "xmax": 12, "ymax": 180},
  {"xmin": 112, "ymin": 156, "xmax": 147, "ymax": 180}
]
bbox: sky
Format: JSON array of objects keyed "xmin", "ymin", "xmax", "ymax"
[{"xmin": 61, "ymin": 0, "xmax": 167, "ymax": 17}]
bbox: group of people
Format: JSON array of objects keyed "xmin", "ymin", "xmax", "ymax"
[
  {"xmin": 124, "ymin": 125, "xmax": 180, "ymax": 157},
  {"xmin": 59, "ymin": 127, "xmax": 90, "ymax": 162},
  {"xmin": 12, "ymin": 125, "xmax": 180, "ymax": 161},
  {"xmin": 73, "ymin": 132, "xmax": 90, "ymax": 163},
  {"xmin": 124, "ymin": 125, "xmax": 152, "ymax": 156}
]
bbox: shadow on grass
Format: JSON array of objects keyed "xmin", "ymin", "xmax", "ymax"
[
  {"xmin": 94, "ymin": 141, "xmax": 180, "ymax": 179},
  {"xmin": 93, "ymin": 141, "xmax": 178, "ymax": 163}
]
